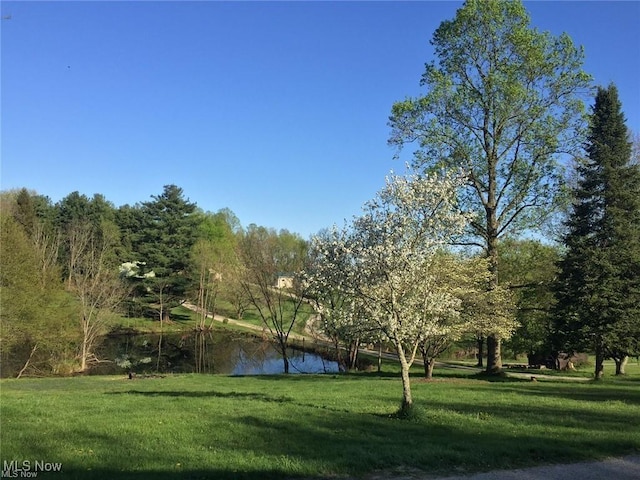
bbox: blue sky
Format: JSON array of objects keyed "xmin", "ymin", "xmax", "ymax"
[{"xmin": 2, "ymin": 1, "xmax": 639, "ymax": 239}]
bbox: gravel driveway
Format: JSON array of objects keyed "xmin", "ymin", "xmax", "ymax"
[{"xmin": 429, "ymin": 455, "xmax": 640, "ymax": 480}]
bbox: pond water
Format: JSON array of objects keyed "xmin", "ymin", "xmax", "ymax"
[{"xmin": 90, "ymin": 331, "xmax": 339, "ymax": 376}]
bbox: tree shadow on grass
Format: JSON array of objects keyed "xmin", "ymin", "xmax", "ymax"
[
  {"xmin": 106, "ymin": 389, "xmax": 294, "ymax": 403},
  {"xmin": 468, "ymin": 382, "xmax": 640, "ymax": 405}
]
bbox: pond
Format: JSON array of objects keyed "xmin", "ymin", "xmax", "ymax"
[{"xmin": 90, "ymin": 330, "xmax": 339, "ymax": 376}]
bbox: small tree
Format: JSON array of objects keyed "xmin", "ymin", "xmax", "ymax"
[
  {"xmin": 310, "ymin": 169, "xmax": 473, "ymax": 412},
  {"xmin": 191, "ymin": 211, "xmax": 238, "ymax": 329},
  {"xmin": 307, "ymin": 228, "xmax": 377, "ymax": 372},
  {"xmin": 239, "ymin": 226, "xmax": 309, "ymax": 374},
  {"xmin": 419, "ymin": 252, "xmax": 515, "ymax": 379}
]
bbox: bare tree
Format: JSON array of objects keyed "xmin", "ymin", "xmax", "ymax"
[
  {"xmin": 67, "ymin": 221, "xmax": 128, "ymax": 371},
  {"xmin": 239, "ymin": 226, "xmax": 308, "ymax": 374}
]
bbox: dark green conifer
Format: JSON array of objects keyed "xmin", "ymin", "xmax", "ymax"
[{"xmin": 554, "ymin": 85, "xmax": 640, "ymax": 378}]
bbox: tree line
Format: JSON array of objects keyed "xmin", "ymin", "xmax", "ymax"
[{"xmin": 0, "ymin": 184, "xmax": 309, "ymax": 376}]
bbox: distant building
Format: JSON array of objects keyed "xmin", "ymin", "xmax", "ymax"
[{"xmin": 275, "ymin": 274, "xmax": 294, "ymax": 289}]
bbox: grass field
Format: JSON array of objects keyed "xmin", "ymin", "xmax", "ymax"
[
  {"xmin": 111, "ymin": 302, "xmax": 314, "ymax": 338},
  {"xmin": 2, "ymin": 364, "xmax": 639, "ymax": 479}
]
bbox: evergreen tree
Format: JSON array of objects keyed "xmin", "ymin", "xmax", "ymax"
[
  {"xmin": 128, "ymin": 185, "xmax": 199, "ymax": 321},
  {"xmin": 554, "ymin": 85, "xmax": 640, "ymax": 379}
]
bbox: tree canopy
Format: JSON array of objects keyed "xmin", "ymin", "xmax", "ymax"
[{"xmin": 388, "ymin": 0, "xmax": 591, "ymax": 372}]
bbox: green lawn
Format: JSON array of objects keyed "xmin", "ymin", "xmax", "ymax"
[{"xmin": 2, "ymin": 368, "xmax": 639, "ymax": 479}]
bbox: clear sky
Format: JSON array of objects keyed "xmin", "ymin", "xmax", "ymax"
[{"xmin": 2, "ymin": 1, "xmax": 639, "ymax": 239}]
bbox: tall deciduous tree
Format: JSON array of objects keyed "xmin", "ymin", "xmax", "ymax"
[
  {"xmin": 388, "ymin": 0, "xmax": 591, "ymax": 373},
  {"xmin": 554, "ymin": 85, "xmax": 640, "ymax": 379}
]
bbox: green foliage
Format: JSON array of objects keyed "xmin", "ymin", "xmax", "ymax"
[
  {"xmin": 388, "ymin": 0, "xmax": 591, "ymax": 372},
  {"xmin": 554, "ymin": 85, "xmax": 640, "ymax": 377},
  {"xmin": 500, "ymin": 239, "xmax": 560, "ymax": 361},
  {"xmin": 0, "ymin": 215, "xmax": 78, "ymax": 376},
  {"xmin": 190, "ymin": 209, "xmax": 241, "ymax": 328},
  {"xmin": 125, "ymin": 185, "xmax": 200, "ymax": 320}
]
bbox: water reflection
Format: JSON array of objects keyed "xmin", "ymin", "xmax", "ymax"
[{"xmin": 91, "ymin": 331, "xmax": 338, "ymax": 376}]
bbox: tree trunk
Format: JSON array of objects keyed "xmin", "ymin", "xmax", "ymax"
[
  {"xmin": 485, "ymin": 191, "xmax": 503, "ymax": 374},
  {"xmin": 17, "ymin": 344, "xmax": 38, "ymax": 379},
  {"xmin": 476, "ymin": 336, "xmax": 484, "ymax": 368},
  {"xmin": 348, "ymin": 338, "xmax": 359, "ymax": 371},
  {"xmin": 333, "ymin": 336, "xmax": 344, "ymax": 372},
  {"xmin": 377, "ymin": 343, "xmax": 382, "ymax": 373},
  {"xmin": 400, "ymin": 360, "xmax": 412, "ymax": 410},
  {"xmin": 81, "ymin": 336, "xmax": 89, "ymax": 372},
  {"xmin": 424, "ymin": 358, "xmax": 435, "ymax": 380},
  {"xmin": 396, "ymin": 344, "xmax": 413, "ymax": 412},
  {"xmin": 594, "ymin": 345, "xmax": 604, "ymax": 380},
  {"xmin": 614, "ymin": 355, "xmax": 628, "ymax": 375},
  {"xmin": 279, "ymin": 337, "xmax": 290, "ymax": 374},
  {"xmin": 486, "ymin": 335, "xmax": 502, "ymax": 374}
]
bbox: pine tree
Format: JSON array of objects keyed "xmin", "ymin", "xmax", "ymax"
[
  {"xmin": 130, "ymin": 185, "xmax": 199, "ymax": 321},
  {"xmin": 554, "ymin": 85, "xmax": 640, "ymax": 379}
]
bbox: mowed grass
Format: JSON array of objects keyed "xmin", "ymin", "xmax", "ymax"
[{"xmin": 1, "ymin": 368, "xmax": 639, "ymax": 480}]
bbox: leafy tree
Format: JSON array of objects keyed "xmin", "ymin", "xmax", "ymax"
[
  {"xmin": 388, "ymin": 0, "xmax": 591, "ymax": 373},
  {"xmin": 554, "ymin": 85, "xmax": 640, "ymax": 378},
  {"xmin": 421, "ymin": 252, "xmax": 515, "ymax": 379},
  {"xmin": 191, "ymin": 209, "xmax": 240, "ymax": 329},
  {"xmin": 239, "ymin": 226, "xmax": 308, "ymax": 374},
  {"xmin": 307, "ymin": 227, "xmax": 379, "ymax": 372},
  {"xmin": 13, "ymin": 188, "xmax": 38, "ymax": 237},
  {"xmin": 54, "ymin": 192, "xmax": 118, "ymax": 287},
  {"xmin": 500, "ymin": 238, "xmax": 560, "ymax": 365},
  {"xmin": 0, "ymin": 215, "xmax": 76, "ymax": 377}
]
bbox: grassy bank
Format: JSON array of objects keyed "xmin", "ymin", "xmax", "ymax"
[
  {"xmin": 110, "ymin": 302, "xmax": 314, "ymax": 337},
  {"xmin": 2, "ymin": 368, "xmax": 639, "ymax": 479}
]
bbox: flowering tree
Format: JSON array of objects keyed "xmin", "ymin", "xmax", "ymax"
[
  {"xmin": 309, "ymin": 169, "xmax": 476, "ymax": 412},
  {"xmin": 307, "ymin": 228, "xmax": 377, "ymax": 371}
]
